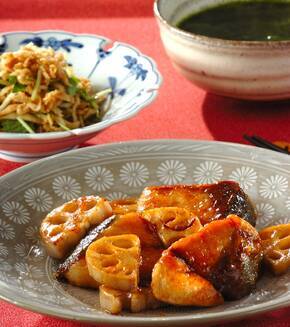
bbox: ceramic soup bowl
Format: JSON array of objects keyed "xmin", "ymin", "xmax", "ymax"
[{"xmin": 154, "ymin": 0, "xmax": 290, "ymax": 101}]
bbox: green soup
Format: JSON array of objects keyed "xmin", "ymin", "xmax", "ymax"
[{"xmin": 177, "ymin": 1, "xmax": 290, "ymax": 41}]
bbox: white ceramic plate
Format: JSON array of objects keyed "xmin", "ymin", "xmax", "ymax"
[{"xmin": 0, "ymin": 140, "xmax": 289, "ymax": 325}]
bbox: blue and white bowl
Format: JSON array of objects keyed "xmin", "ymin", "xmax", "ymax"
[{"xmin": 0, "ymin": 31, "xmax": 162, "ymax": 162}]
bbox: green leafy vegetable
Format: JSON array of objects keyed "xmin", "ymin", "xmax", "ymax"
[
  {"xmin": 57, "ymin": 121, "xmax": 71, "ymax": 131},
  {"xmin": 67, "ymin": 85, "xmax": 78, "ymax": 96},
  {"xmin": 78, "ymin": 89, "xmax": 90, "ymax": 101},
  {"xmin": 89, "ymin": 99, "xmax": 98, "ymax": 110},
  {"xmin": 69, "ymin": 76, "xmax": 80, "ymax": 86},
  {"xmin": 79, "ymin": 89, "xmax": 98, "ymax": 109},
  {"xmin": 0, "ymin": 119, "xmax": 35, "ymax": 133},
  {"xmin": 16, "ymin": 117, "xmax": 35, "ymax": 133},
  {"xmin": 31, "ymin": 68, "xmax": 42, "ymax": 100},
  {"xmin": 8, "ymin": 75, "xmax": 26, "ymax": 93},
  {"xmin": 67, "ymin": 76, "xmax": 80, "ymax": 96},
  {"xmin": 8, "ymin": 75, "xmax": 17, "ymax": 85},
  {"xmin": 12, "ymin": 83, "xmax": 26, "ymax": 93},
  {"xmin": 67, "ymin": 76, "xmax": 99, "ymax": 114}
]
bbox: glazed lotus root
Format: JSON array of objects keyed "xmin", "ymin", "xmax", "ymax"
[
  {"xmin": 99, "ymin": 285, "xmax": 163, "ymax": 314},
  {"xmin": 55, "ymin": 215, "xmax": 117, "ymax": 288},
  {"xmin": 141, "ymin": 207, "xmax": 202, "ymax": 246},
  {"xmin": 100, "ymin": 212, "xmax": 163, "ymax": 282},
  {"xmin": 56, "ymin": 213, "xmax": 161, "ymax": 287},
  {"xmin": 40, "ymin": 196, "xmax": 112, "ymax": 259},
  {"xmin": 259, "ymin": 223, "xmax": 290, "ymax": 275},
  {"xmin": 152, "ymin": 215, "xmax": 262, "ymax": 306},
  {"xmin": 86, "ymin": 234, "xmax": 141, "ymax": 291}
]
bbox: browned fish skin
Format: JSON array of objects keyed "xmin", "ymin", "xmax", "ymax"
[
  {"xmin": 57, "ymin": 213, "xmax": 163, "ymax": 283},
  {"xmin": 170, "ymin": 215, "xmax": 262, "ymax": 300},
  {"xmin": 56, "ymin": 215, "xmax": 116, "ymax": 277},
  {"xmin": 137, "ymin": 181, "xmax": 257, "ymax": 226}
]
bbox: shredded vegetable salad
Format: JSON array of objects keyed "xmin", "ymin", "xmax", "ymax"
[{"xmin": 0, "ymin": 44, "xmax": 111, "ymax": 133}]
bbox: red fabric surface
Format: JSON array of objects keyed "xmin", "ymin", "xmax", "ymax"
[{"xmin": 0, "ymin": 0, "xmax": 289, "ymax": 326}]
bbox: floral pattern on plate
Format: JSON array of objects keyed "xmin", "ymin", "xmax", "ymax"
[
  {"xmin": 106, "ymin": 192, "xmax": 129, "ymax": 201},
  {"xmin": 85, "ymin": 166, "xmax": 114, "ymax": 192},
  {"xmin": 24, "ymin": 188, "xmax": 53, "ymax": 212},
  {"xmin": 228, "ymin": 166, "xmax": 257, "ymax": 190},
  {"xmin": 119, "ymin": 162, "xmax": 149, "ymax": 187},
  {"xmin": 156, "ymin": 160, "xmax": 187, "ymax": 184},
  {"xmin": 52, "ymin": 176, "xmax": 81, "ymax": 201},
  {"xmin": 193, "ymin": 161, "xmax": 223, "ymax": 184},
  {"xmin": 24, "ymin": 226, "xmax": 40, "ymax": 241},
  {"xmin": 1, "ymin": 201, "xmax": 30, "ymax": 224},
  {"xmin": 0, "ymin": 140, "xmax": 289, "ymax": 325},
  {"xmin": 0, "ymin": 219, "xmax": 15, "ymax": 240},
  {"xmin": 0, "ymin": 242, "xmax": 8, "ymax": 257},
  {"xmin": 255, "ymin": 203, "xmax": 276, "ymax": 229},
  {"xmin": 259, "ymin": 175, "xmax": 288, "ymax": 199},
  {"xmin": 286, "ymin": 197, "xmax": 290, "ymax": 210},
  {"xmin": 0, "ymin": 258, "xmax": 12, "ymax": 272}
]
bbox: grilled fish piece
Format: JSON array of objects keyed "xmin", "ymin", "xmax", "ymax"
[
  {"xmin": 152, "ymin": 215, "xmax": 262, "ymax": 306},
  {"xmin": 101, "ymin": 212, "xmax": 163, "ymax": 283},
  {"xmin": 137, "ymin": 181, "xmax": 256, "ymax": 226},
  {"xmin": 40, "ymin": 196, "xmax": 113, "ymax": 259},
  {"xmin": 57, "ymin": 213, "xmax": 162, "ymax": 286},
  {"xmin": 152, "ymin": 249, "xmax": 224, "ymax": 307},
  {"xmin": 62, "ymin": 254, "xmax": 99, "ymax": 289},
  {"xmin": 139, "ymin": 246, "xmax": 163, "ymax": 284}
]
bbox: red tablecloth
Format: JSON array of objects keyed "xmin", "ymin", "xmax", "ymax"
[{"xmin": 0, "ymin": 1, "xmax": 289, "ymax": 326}]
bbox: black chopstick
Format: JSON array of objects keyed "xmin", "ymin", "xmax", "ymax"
[{"xmin": 243, "ymin": 134, "xmax": 290, "ymax": 154}]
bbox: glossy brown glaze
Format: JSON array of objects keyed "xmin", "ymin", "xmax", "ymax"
[
  {"xmin": 57, "ymin": 212, "xmax": 163, "ymax": 283},
  {"xmin": 170, "ymin": 215, "xmax": 262, "ymax": 300},
  {"xmin": 102, "ymin": 212, "xmax": 162, "ymax": 248},
  {"xmin": 101, "ymin": 212, "xmax": 163, "ymax": 282},
  {"xmin": 139, "ymin": 247, "xmax": 163, "ymax": 284},
  {"xmin": 56, "ymin": 215, "xmax": 117, "ymax": 276},
  {"xmin": 137, "ymin": 181, "xmax": 257, "ymax": 226},
  {"xmin": 110, "ymin": 198, "xmax": 138, "ymax": 215},
  {"xmin": 151, "ymin": 248, "xmax": 224, "ymax": 306}
]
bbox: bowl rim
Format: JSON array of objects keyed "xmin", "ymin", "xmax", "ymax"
[
  {"xmin": 0, "ymin": 30, "xmax": 162, "ymax": 140},
  {"xmin": 154, "ymin": 0, "xmax": 290, "ymax": 48}
]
